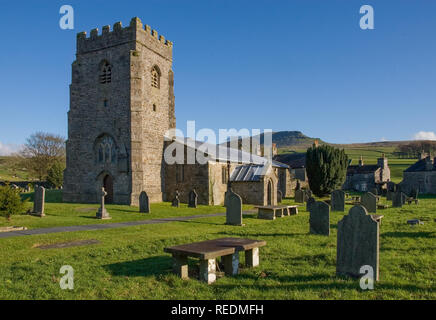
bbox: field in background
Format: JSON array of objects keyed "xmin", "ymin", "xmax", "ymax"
[
  {"xmin": 278, "ymin": 145, "xmax": 416, "ymax": 184},
  {"xmin": 0, "ymin": 156, "xmax": 31, "ymax": 181}
]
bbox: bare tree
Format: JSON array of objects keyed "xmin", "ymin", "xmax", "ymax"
[{"xmin": 18, "ymin": 132, "xmax": 66, "ymax": 181}]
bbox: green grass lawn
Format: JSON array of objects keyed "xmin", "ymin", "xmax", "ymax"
[
  {"xmin": 0, "ymin": 193, "xmax": 434, "ymax": 300},
  {"xmin": 0, "ymin": 190, "xmax": 254, "ymax": 230}
]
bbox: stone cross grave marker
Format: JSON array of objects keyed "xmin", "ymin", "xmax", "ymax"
[
  {"xmin": 188, "ymin": 189, "xmax": 198, "ymax": 208},
  {"xmin": 96, "ymin": 187, "xmax": 111, "ymax": 219},
  {"xmin": 309, "ymin": 201, "xmax": 330, "ymax": 236},
  {"xmin": 172, "ymin": 190, "xmax": 180, "ymax": 207},
  {"xmin": 361, "ymin": 192, "xmax": 377, "ymax": 213},
  {"xmin": 225, "ymin": 188, "xmax": 243, "ymax": 226},
  {"xmin": 139, "ymin": 191, "xmax": 150, "ymax": 213},
  {"xmin": 32, "ymin": 186, "xmax": 45, "ymax": 217},
  {"xmin": 331, "ymin": 190, "xmax": 345, "ymax": 212},
  {"xmin": 337, "ymin": 205, "xmax": 380, "ymax": 281}
]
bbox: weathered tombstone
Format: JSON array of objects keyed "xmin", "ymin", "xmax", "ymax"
[
  {"xmin": 225, "ymin": 188, "xmax": 243, "ymax": 226},
  {"xmin": 337, "ymin": 205, "xmax": 380, "ymax": 281},
  {"xmin": 32, "ymin": 186, "xmax": 45, "ymax": 217},
  {"xmin": 331, "ymin": 190, "xmax": 345, "ymax": 212},
  {"xmin": 172, "ymin": 190, "xmax": 180, "ymax": 207},
  {"xmin": 188, "ymin": 189, "xmax": 198, "ymax": 208},
  {"xmin": 309, "ymin": 201, "xmax": 330, "ymax": 236},
  {"xmin": 295, "ymin": 189, "xmax": 305, "ymax": 203},
  {"xmin": 306, "ymin": 196, "xmax": 316, "ymax": 212},
  {"xmin": 96, "ymin": 187, "xmax": 111, "ymax": 219},
  {"xmin": 361, "ymin": 192, "xmax": 377, "ymax": 213},
  {"xmin": 139, "ymin": 191, "xmax": 150, "ymax": 213},
  {"xmin": 392, "ymin": 191, "xmax": 404, "ymax": 208},
  {"xmin": 277, "ymin": 190, "xmax": 283, "ymax": 203},
  {"xmin": 386, "ymin": 190, "xmax": 393, "ymax": 201}
]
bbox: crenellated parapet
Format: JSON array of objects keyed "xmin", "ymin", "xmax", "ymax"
[{"xmin": 77, "ymin": 17, "xmax": 173, "ymax": 60}]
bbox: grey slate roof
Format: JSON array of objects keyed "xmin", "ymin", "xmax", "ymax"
[
  {"xmin": 404, "ymin": 158, "xmax": 436, "ymax": 172},
  {"xmin": 171, "ymin": 137, "xmax": 285, "ymax": 168},
  {"xmin": 347, "ymin": 165, "xmax": 380, "ymax": 175}
]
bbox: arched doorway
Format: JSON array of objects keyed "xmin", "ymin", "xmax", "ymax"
[
  {"xmin": 103, "ymin": 175, "xmax": 114, "ymax": 204},
  {"xmin": 267, "ymin": 180, "xmax": 273, "ymax": 206}
]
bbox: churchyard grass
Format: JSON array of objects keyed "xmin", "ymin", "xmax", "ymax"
[
  {"xmin": 0, "ymin": 196, "xmax": 434, "ymax": 299},
  {"xmin": 0, "ymin": 190, "xmax": 254, "ymax": 230}
]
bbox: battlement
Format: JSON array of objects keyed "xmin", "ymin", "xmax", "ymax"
[{"xmin": 77, "ymin": 17, "xmax": 173, "ymax": 59}]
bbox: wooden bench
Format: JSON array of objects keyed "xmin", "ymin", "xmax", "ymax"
[
  {"xmin": 164, "ymin": 237, "xmax": 266, "ymax": 284},
  {"xmin": 255, "ymin": 205, "xmax": 299, "ymax": 220}
]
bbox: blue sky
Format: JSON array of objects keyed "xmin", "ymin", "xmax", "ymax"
[{"xmin": 1, "ymin": 0, "xmax": 436, "ymax": 154}]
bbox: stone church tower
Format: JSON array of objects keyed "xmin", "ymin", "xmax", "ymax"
[{"xmin": 63, "ymin": 17, "xmax": 175, "ymax": 205}]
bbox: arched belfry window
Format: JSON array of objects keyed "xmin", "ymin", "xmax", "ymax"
[
  {"xmin": 151, "ymin": 66, "xmax": 160, "ymax": 88},
  {"xmin": 95, "ymin": 135, "xmax": 117, "ymax": 164},
  {"xmin": 100, "ymin": 61, "xmax": 112, "ymax": 84}
]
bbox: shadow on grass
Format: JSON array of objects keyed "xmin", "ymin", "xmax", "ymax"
[
  {"xmin": 381, "ymin": 231, "xmax": 435, "ymax": 238},
  {"xmin": 104, "ymin": 255, "xmax": 172, "ymax": 277}
]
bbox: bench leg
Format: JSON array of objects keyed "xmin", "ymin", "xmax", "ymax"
[
  {"xmin": 245, "ymin": 248, "xmax": 259, "ymax": 267},
  {"xmin": 199, "ymin": 258, "xmax": 216, "ymax": 284},
  {"xmin": 172, "ymin": 254, "xmax": 188, "ymax": 279},
  {"xmin": 222, "ymin": 252, "xmax": 239, "ymax": 276}
]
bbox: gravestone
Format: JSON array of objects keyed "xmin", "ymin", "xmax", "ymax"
[
  {"xmin": 32, "ymin": 186, "xmax": 45, "ymax": 217},
  {"xmin": 225, "ymin": 188, "xmax": 243, "ymax": 226},
  {"xmin": 139, "ymin": 191, "xmax": 150, "ymax": 213},
  {"xmin": 337, "ymin": 205, "xmax": 380, "ymax": 281},
  {"xmin": 277, "ymin": 190, "xmax": 283, "ymax": 203},
  {"xmin": 295, "ymin": 189, "xmax": 305, "ymax": 203},
  {"xmin": 305, "ymin": 190, "xmax": 312, "ymax": 201},
  {"xmin": 387, "ymin": 182, "xmax": 395, "ymax": 192},
  {"xmin": 361, "ymin": 192, "xmax": 377, "ymax": 213},
  {"xmin": 306, "ymin": 197, "xmax": 316, "ymax": 212},
  {"xmin": 386, "ymin": 190, "xmax": 393, "ymax": 201},
  {"xmin": 172, "ymin": 191, "xmax": 180, "ymax": 207},
  {"xmin": 370, "ymin": 187, "xmax": 378, "ymax": 196},
  {"xmin": 392, "ymin": 191, "xmax": 405, "ymax": 208},
  {"xmin": 331, "ymin": 190, "xmax": 345, "ymax": 212},
  {"xmin": 309, "ymin": 201, "xmax": 330, "ymax": 236},
  {"xmin": 188, "ymin": 189, "xmax": 198, "ymax": 208},
  {"xmin": 96, "ymin": 187, "xmax": 111, "ymax": 219}
]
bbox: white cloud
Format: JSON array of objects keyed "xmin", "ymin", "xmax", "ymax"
[
  {"xmin": 413, "ymin": 131, "xmax": 436, "ymax": 141},
  {"xmin": 0, "ymin": 141, "xmax": 23, "ymax": 156}
]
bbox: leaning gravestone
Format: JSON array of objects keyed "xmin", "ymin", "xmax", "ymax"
[
  {"xmin": 295, "ymin": 189, "xmax": 305, "ymax": 203},
  {"xmin": 331, "ymin": 190, "xmax": 345, "ymax": 212},
  {"xmin": 172, "ymin": 191, "xmax": 180, "ymax": 207},
  {"xmin": 96, "ymin": 187, "xmax": 111, "ymax": 219},
  {"xmin": 225, "ymin": 188, "xmax": 243, "ymax": 226},
  {"xmin": 309, "ymin": 201, "xmax": 330, "ymax": 236},
  {"xmin": 337, "ymin": 205, "xmax": 380, "ymax": 281},
  {"xmin": 139, "ymin": 191, "xmax": 150, "ymax": 213},
  {"xmin": 188, "ymin": 189, "xmax": 198, "ymax": 208},
  {"xmin": 361, "ymin": 192, "xmax": 377, "ymax": 213},
  {"xmin": 32, "ymin": 186, "xmax": 45, "ymax": 217},
  {"xmin": 277, "ymin": 190, "xmax": 283, "ymax": 203}
]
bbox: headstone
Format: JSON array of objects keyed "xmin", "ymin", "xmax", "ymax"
[
  {"xmin": 225, "ymin": 188, "xmax": 243, "ymax": 226},
  {"xmin": 32, "ymin": 186, "xmax": 45, "ymax": 217},
  {"xmin": 96, "ymin": 187, "xmax": 111, "ymax": 219},
  {"xmin": 306, "ymin": 197, "xmax": 316, "ymax": 212},
  {"xmin": 386, "ymin": 190, "xmax": 393, "ymax": 201},
  {"xmin": 305, "ymin": 190, "xmax": 312, "ymax": 201},
  {"xmin": 139, "ymin": 191, "xmax": 150, "ymax": 213},
  {"xmin": 295, "ymin": 189, "xmax": 305, "ymax": 203},
  {"xmin": 309, "ymin": 201, "xmax": 330, "ymax": 236},
  {"xmin": 331, "ymin": 190, "xmax": 345, "ymax": 212},
  {"xmin": 361, "ymin": 192, "xmax": 377, "ymax": 213},
  {"xmin": 188, "ymin": 189, "xmax": 198, "ymax": 208},
  {"xmin": 337, "ymin": 205, "xmax": 380, "ymax": 281},
  {"xmin": 277, "ymin": 190, "xmax": 283, "ymax": 203},
  {"xmin": 407, "ymin": 219, "xmax": 423, "ymax": 225},
  {"xmin": 370, "ymin": 187, "xmax": 378, "ymax": 196},
  {"xmin": 387, "ymin": 181, "xmax": 395, "ymax": 192},
  {"xmin": 172, "ymin": 190, "xmax": 180, "ymax": 207},
  {"xmin": 392, "ymin": 191, "xmax": 404, "ymax": 208}
]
